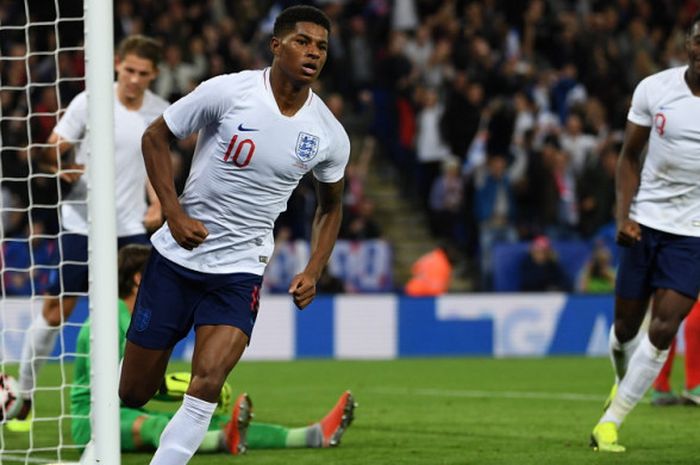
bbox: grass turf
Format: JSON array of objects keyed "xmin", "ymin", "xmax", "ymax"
[{"xmin": 1, "ymin": 357, "xmax": 697, "ymax": 464}]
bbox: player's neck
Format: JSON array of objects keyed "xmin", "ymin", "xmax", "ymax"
[
  {"xmin": 269, "ymin": 66, "xmax": 310, "ymax": 117},
  {"xmin": 684, "ymin": 69, "xmax": 700, "ymax": 96},
  {"xmin": 117, "ymin": 88, "xmax": 145, "ymax": 111}
]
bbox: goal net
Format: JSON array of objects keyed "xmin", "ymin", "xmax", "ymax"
[{"xmin": 1, "ymin": 1, "xmax": 119, "ymax": 464}]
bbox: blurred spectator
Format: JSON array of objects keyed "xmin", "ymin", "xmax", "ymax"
[
  {"xmin": 316, "ymin": 266, "xmax": 346, "ymax": 294},
  {"xmin": 577, "ymin": 143, "xmax": 618, "ymax": 238},
  {"xmin": 340, "ymin": 198, "xmax": 382, "ymax": 241},
  {"xmin": 577, "ymin": 243, "xmax": 616, "ymax": 294},
  {"xmin": 428, "ymin": 156, "xmax": 463, "ymax": 242},
  {"xmin": 405, "ymin": 244, "xmax": 455, "ymax": 297},
  {"xmin": 441, "ymin": 73, "xmax": 484, "ymax": 162},
  {"xmin": 415, "ymin": 86, "xmax": 452, "ymax": 207},
  {"xmin": 519, "ymin": 236, "xmax": 571, "ymax": 292},
  {"xmin": 473, "ymin": 152, "xmax": 518, "ymax": 288},
  {"xmin": 560, "ymin": 112, "xmax": 599, "ymax": 178}
]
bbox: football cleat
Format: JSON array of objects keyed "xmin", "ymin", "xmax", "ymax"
[
  {"xmin": 5, "ymin": 399, "xmax": 32, "ymax": 432},
  {"xmin": 590, "ymin": 421, "xmax": 625, "ymax": 453},
  {"xmin": 650, "ymin": 389, "xmax": 679, "ymax": 406},
  {"xmin": 602, "ymin": 383, "xmax": 617, "ymax": 412},
  {"xmin": 224, "ymin": 393, "xmax": 253, "ymax": 455},
  {"xmin": 319, "ymin": 390, "xmax": 356, "ymax": 447},
  {"xmin": 681, "ymin": 386, "xmax": 700, "ymax": 406}
]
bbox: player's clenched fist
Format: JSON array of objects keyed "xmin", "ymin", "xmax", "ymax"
[
  {"xmin": 616, "ymin": 219, "xmax": 641, "ymax": 247},
  {"xmin": 167, "ymin": 211, "xmax": 208, "ymax": 250},
  {"xmin": 289, "ymin": 272, "xmax": 317, "ymax": 310}
]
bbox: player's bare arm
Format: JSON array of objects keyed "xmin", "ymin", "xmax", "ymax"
[
  {"xmin": 615, "ymin": 121, "xmax": 650, "ymax": 247},
  {"xmin": 142, "ymin": 116, "xmax": 208, "ymax": 250},
  {"xmin": 289, "ymin": 178, "xmax": 344, "ymax": 309},
  {"xmin": 43, "ymin": 131, "xmax": 84, "ymax": 183},
  {"xmin": 143, "ymin": 180, "xmax": 163, "ymax": 231}
]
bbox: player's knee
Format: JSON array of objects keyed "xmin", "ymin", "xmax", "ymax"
[
  {"xmin": 119, "ymin": 384, "xmax": 150, "ymax": 408},
  {"xmin": 188, "ymin": 372, "xmax": 227, "ymax": 402},
  {"xmin": 613, "ymin": 319, "xmax": 639, "ymax": 343},
  {"xmin": 42, "ymin": 299, "xmax": 64, "ymax": 326},
  {"xmin": 648, "ymin": 319, "xmax": 680, "ymax": 349},
  {"xmin": 42, "ymin": 297, "xmax": 76, "ymax": 326}
]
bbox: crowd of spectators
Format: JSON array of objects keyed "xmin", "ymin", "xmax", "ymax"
[{"xmin": 1, "ymin": 0, "xmax": 698, "ymax": 293}]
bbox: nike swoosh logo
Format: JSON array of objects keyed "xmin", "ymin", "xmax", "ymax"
[{"xmin": 238, "ymin": 123, "xmax": 259, "ymax": 132}]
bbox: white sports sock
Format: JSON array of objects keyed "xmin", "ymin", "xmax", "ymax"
[
  {"xmin": 600, "ymin": 334, "xmax": 669, "ymax": 426},
  {"xmin": 608, "ymin": 324, "xmax": 644, "ymax": 382},
  {"xmin": 149, "ymin": 394, "xmax": 217, "ymax": 465},
  {"xmin": 18, "ymin": 313, "xmax": 60, "ymax": 398}
]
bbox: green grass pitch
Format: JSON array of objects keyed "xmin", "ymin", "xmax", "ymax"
[{"xmin": 1, "ymin": 357, "xmax": 697, "ymax": 464}]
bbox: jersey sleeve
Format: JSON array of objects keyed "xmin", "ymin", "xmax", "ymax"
[
  {"xmin": 54, "ymin": 91, "xmax": 88, "ymax": 141},
  {"xmin": 627, "ymin": 77, "xmax": 653, "ymax": 127},
  {"xmin": 163, "ymin": 74, "xmax": 235, "ymax": 139},
  {"xmin": 313, "ymin": 127, "xmax": 350, "ymax": 183}
]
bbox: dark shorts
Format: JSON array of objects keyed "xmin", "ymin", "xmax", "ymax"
[
  {"xmin": 126, "ymin": 248, "xmax": 263, "ymax": 350},
  {"xmin": 47, "ymin": 232, "xmax": 150, "ymax": 295},
  {"xmin": 616, "ymin": 225, "xmax": 700, "ymax": 300}
]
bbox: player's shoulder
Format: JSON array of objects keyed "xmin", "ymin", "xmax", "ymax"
[
  {"xmin": 637, "ymin": 66, "xmax": 686, "ymax": 90},
  {"xmin": 309, "ymin": 93, "xmax": 350, "ymax": 145},
  {"xmin": 199, "ymin": 68, "xmax": 261, "ymax": 97}
]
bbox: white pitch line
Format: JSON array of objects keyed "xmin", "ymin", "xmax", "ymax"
[
  {"xmin": 370, "ymin": 387, "xmax": 604, "ymax": 402},
  {"xmin": 0, "ymin": 454, "xmax": 79, "ymax": 464}
]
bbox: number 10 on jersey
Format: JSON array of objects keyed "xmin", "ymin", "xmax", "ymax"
[{"xmin": 223, "ymin": 134, "xmax": 256, "ymax": 167}]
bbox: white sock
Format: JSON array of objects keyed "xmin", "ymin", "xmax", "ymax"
[
  {"xmin": 608, "ymin": 324, "xmax": 644, "ymax": 382},
  {"xmin": 149, "ymin": 394, "xmax": 217, "ymax": 465},
  {"xmin": 18, "ymin": 313, "xmax": 60, "ymax": 398},
  {"xmin": 600, "ymin": 334, "xmax": 669, "ymax": 426}
]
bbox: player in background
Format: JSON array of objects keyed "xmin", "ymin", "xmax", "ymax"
[
  {"xmin": 71, "ymin": 245, "xmax": 355, "ymax": 456},
  {"xmin": 8, "ymin": 35, "xmax": 168, "ymax": 431},
  {"xmin": 650, "ymin": 299, "xmax": 700, "ymax": 405},
  {"xmin": 118, "ymin": 6, "xmax": 351, "ymax": 464},
  {"xmin": 590, "ymin": 12, "xmax": 700, "ymax": 452}
]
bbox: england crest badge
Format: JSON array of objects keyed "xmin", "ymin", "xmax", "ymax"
[{"xmin": 295, "ymin": 132, "xmax": 320, "ymax": 162}]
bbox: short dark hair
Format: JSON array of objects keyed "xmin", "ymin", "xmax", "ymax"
[
  {"xmin": 116, "ymin": 34, "xmax": 162, "ymax": 68},
  {"xmin": 273, "ymin": 5, "xmax": 331, "ymax": 38},
  {"xmin": 117, "ymin": 244, "xmax": 151, "ymax": 299},
  {"xmin": 689, "ymin": 11, "xmax": 700, "ymax": 35}
]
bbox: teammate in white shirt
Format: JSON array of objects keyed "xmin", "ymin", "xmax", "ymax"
[
  {"xmin": 9, "ymin": 35, "xmax": 168, "ymax": 430},
  {"xmin": 590, "ymin": 13, "xmax": 700, "ymax": 452},
  {"xmin": 118, "ymin": 6, "xmax": 350, "ymax": 464}
]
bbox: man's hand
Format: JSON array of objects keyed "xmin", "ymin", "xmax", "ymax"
[
  {"xmin": 616, "ymin": 219, "xmax": 641, "ymax": 247},
  {"xmin": 288, "ymin": 272, "xmax": 317, "ymax": 310},
  {"xmin": 143, "ymin": 204, "xmax": 163, "ymax": 232},
  {"xmin": 58, "ymin": 163, "xmax": 85, "ymax": 184},
  {"xmin": 167, "ymin": 211, "xmax": 208, "ymax": 250}
]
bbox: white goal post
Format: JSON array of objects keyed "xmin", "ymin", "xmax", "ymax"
[
  {"xmin": 84, "ymin": 0, "xmax": 120, "ymax": 463},
  {"xmin": 0, "ymin": 0, "xmax": 119, "ymax": 463}
]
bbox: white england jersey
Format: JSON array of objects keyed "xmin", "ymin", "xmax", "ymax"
[
  {"xmin": 55, "ymin": 86, "xmax": 169, "ymax": 236},
  {"xmin": 152, "ymin": 68, "xmax": 350, "ymax": 274},
  {"xmin": 627, "ymin": 66, "xmax": 700, "ymax": 237}
]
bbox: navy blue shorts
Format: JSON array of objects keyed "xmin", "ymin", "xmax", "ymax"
[
  {"xmin": 47, "ymin": 232, "xmax": 150, "ymax": 295},
  {"xmin": 616, "ymin": 225, "xmax": 700, "ymax": 300},
  {"xmin": 126, "ymin": 248, "xmax": 263, "ymax": 350}
]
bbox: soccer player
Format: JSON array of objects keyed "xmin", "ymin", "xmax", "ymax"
[
  {"xmin": 71, "ymin": 244, "xmax": 355, "ymax": 455},
  {"xmin": 118, "ymin": 6, "xmax": 350, "ymax": 464},
  {"xmin": 590, "ymin": 12, "xmax": 700, "ymax": 452},
  {"xmin": 9, "ymin": 35, "xmax": 169, "ymax": 431}
]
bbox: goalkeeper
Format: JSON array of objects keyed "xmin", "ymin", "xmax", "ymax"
[{"xmin": 71, "ymin": 244, "xmax": 355, "ymax": 454}]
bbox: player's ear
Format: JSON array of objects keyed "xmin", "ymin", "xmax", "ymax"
[
  {"xmin": 133, "ymin": 272, "xmax": 142, "ymax": 288},
  {"xmin": 270, "ymin": 36, "xmax": 281, "ymax": 57}
]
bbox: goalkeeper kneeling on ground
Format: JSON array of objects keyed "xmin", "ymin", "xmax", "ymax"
[{"xmin": 70, "ymin": 244, "xmax": 356, "ymax": 454}]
